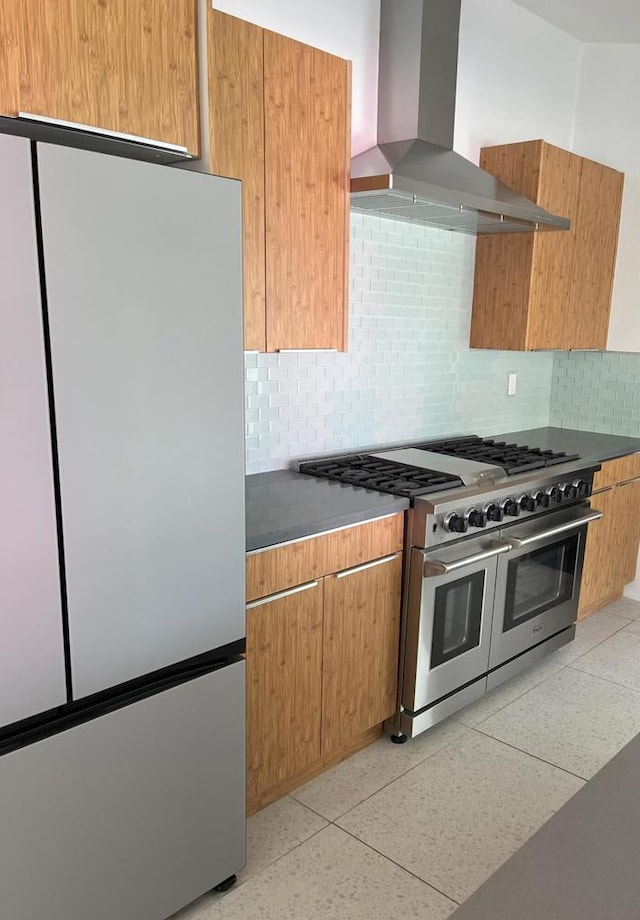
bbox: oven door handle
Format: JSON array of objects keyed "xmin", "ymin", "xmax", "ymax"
[
  {"xmin": 506, "ymin": 509, "xmax": 603, "ymax": 549},
  {"xmin": 424, "ymin": 541, "xmax": 512, "ymax": 577}
]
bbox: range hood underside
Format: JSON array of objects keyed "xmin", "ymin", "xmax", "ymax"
[{"xmin": 350, "ymin": 140, "xmax": 570, "ymax": 235}]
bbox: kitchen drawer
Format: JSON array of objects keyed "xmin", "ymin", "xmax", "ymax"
[
  {"xmin": 246, "ymin": 513, "xmax": 404, "ymax": 602},
  {"xmin": 593, "ymin": 453, "xmax": 640, "ymax": 492}
]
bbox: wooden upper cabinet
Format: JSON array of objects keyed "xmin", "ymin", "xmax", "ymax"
[
  {"xmin": 569, "ymin": 157, "xmax": 624, "ymax": 350},
  {"xmin": 471, "ymin": 140, "xmax": 623, "ymax": 352},
  {"xmin": 264, "ymin": 31, "xmax": 351, "ymax": 351},
  {"xmin": 208, "ymin": 11, "xmax": 351, "ymax": 352},
  {"xmin": 209, "ymin": 11, "xmax": 266, "ymax": 352},
  {"xmin": 2, "ymin": 1, "xmax": 200, "ymax": 154}
]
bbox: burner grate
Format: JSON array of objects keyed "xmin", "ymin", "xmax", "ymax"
[
  {"xmin": 420, "ymin": 436, "xmax": 580, "ymax": 475},
  {"xmin": 299, "ymin": 455, "xmax": 462, "ymax": 498}
]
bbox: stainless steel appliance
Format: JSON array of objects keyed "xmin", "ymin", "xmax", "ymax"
[
  {"xmin": 299, "ymin": 435, "xmax": 601, "ymax": 739},
  {"xmin": 350, "ymin": 0, "xmax": 570, "ymax": 234},
  {"xmin": 0, "ymin": 132, "xmax": 246, "ymax": 919}
]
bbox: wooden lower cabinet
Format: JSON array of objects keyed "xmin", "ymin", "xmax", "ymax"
[
  {"xmin": 246, "ymin": 580, "xmax": 323, "ymax": 810},
  {"xmin": 579, "ymin": 471, "xmax": 640, "ymax": 619},
  {"xmin": 578, "ymin": 488, "xmax": 618, "ymax": 618},
  {"xmin": 322, "ymin": 554, "xmax": 402, "ymax": 754},
  {"xmin": 617, "ymin": 479, "xmax": 640, "ymax": 585},
  {"xmin": 245, "ymin": 525, "xmax": 404, "ymax": 814}
]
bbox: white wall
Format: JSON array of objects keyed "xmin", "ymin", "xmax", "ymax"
[
  {"xmin": 455, "ymin": 0, "xmax": 583, "ymax": 161},
  {"xmin": 211, "ymin": 0, "xmax": 381, "ymax": 154},
  {"xmin": 572, "ymin": 44, "xmax": 640, "ymax": 353}
]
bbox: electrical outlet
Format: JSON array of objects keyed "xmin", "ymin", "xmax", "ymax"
[{"xmin": 508, "ymin": 373, "xmax": 517, "ymax": 396}]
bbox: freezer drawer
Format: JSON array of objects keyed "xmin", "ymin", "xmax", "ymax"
[
  {"xmin": 0, "ymin": 659, "xmax": 246, "ymax": 920},
  {"xmin": 35, "ymin": 143, "xmax": 246, "ymax": 697},
  {"xmin": 0, "ymin": 134, "xmax": 67, "ymax": 727}
]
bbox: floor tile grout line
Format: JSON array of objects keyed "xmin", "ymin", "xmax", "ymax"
[
  {"xmin": 290, "ymin": 725, "xmax": 471, "ymax": 823},
  {"xmin": 461, "ymin": 612, "xmax": 635, "ymax": 731},
  {"xmin": 456, "ymin": 664, "xmax": 568, "ymax": 730},
  {"xmin": 566, "ymin": 661, "xmax": 640, "ymax": 698},
  {"xmin": 335, "ymin": 824, "xmax": 461, "ymax": 907},
  {"xmin": 231, "ymin": 821, "xmax": 331, "ymax": 897},
  {"xmin": 471, "ymin": 726, "xmax": 589, "ymax": 783},
  {"xmin": 287, "ymin": 793, "xmax": 334, "ymax": 823}
]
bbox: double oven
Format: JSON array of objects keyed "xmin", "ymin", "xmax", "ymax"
[
  {"xmin": 400, "ymin": 500, "xmax": 601, "ymax": 738},
  {"xmin": 296, "ymin": 438, "xmax": 602, "ymax": 741}
]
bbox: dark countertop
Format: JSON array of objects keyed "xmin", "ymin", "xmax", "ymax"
[
  {"xmin": 450, "ymin": 729, "xmax": 640, "ymax": 920},
  {"xmin": 245, "ymin": 469, "xmax": 409, "ymax": 552},
  {"xmin": 246, "ymin": 428, "xmax": 640, "ymax": 552},
  {"xmin": 494, "ymin": 426, "xmax": 640, "ymax": 465}
]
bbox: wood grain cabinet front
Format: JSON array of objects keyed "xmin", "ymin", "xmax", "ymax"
[
  {"xmin": 1, "ymin": 1, "xmax": 200, "ymax": 154},
  {"xmin": 208, "ymin": 10, "xmax": 351, "ymax": 352},
  {"xmin": 245, "ymin": 514, "xmax": 405, "ymax": 814},
  {"xmin": 322, "ymin": 553, "xmax": 402, "ymax": 755},
  {"xmin": 246, "ymin": 580, "xmax": 323, "ymax": 811},
  {"xmin": 579, "ymin": 455, "xmax": 640, "ymax": 619},
  {"xmin": 471, "ymin": 140, "xmax": 624, "ymax": 352}
]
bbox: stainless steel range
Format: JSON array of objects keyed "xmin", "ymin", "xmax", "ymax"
[{"xmin": 299, "ymin": 436, "xmax": 602, "ymax": 740}]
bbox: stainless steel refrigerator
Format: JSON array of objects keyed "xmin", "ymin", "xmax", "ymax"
[{"xmin": 0, "ymin": 132, "xmax": 246, "ymax": 920}]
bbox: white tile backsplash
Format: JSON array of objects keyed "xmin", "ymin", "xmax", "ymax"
[{"xmin": 245, "ymin": 213, "xmax": 554, "ymax": 474}]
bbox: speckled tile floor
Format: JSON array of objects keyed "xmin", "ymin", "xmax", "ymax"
[{"xmin": 170, "ymin": 597, "xmax": 640, "ymax": 920}]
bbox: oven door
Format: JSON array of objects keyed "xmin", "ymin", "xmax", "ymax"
[
  {"xmin": 489, "ymin": 504, "xmax": 602, "ymax": 670},
  {"xmin": 403, "ymin": 536, "xmax": 511, "ymax": 713}
]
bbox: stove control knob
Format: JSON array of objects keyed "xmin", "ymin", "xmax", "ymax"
[
  {"xmin": 561, "ymin": 482, "xmax": 579, "ymax": 501},
  {"xmin": 467, "ymin": 509, "xmax": 487, "ymax": 528},
  {"xmin": 546, "ymin": 485, "xmax": 563, "ymax": 504},
  {"xmin": 519, "ymin": 494, "xmax": 536, "ymax": 513},
  {"xmin": 484, "ymin": 502, "xmax": 504, "ymax": 522},
  {"xmin": 501, "ymin": 498, "xmax": 521, "ymax": 517},
  {"xmin": 573, "ymin": 479, "xmax": 589, "ymax": 498},
  {"xmin": 444, "ymin": 513, "xmax": 468, "ymax": 534},
  {"xmin": 533, "ymin": 489, "xmax": 550, "ymax": 508}
]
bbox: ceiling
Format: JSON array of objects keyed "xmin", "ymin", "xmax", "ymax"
[{"xmin": 512, "ymin": 0, "xmax": 640, "ymax": 43}]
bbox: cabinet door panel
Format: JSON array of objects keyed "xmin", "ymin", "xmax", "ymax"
[
  {"xmin": 528, "ymin": 144, "xmax": 582, "ymax": 350},
  {"xmin": 18, "ymin": 1, "xmax": 199, "ymax": 153},
  {"xmin": 209, "ymin": 11, "xmax": 266, "ymax": 351},
  {"xmin": 569, "ymin": 158, "xmax": 624, "ymax": 350},
  {"xmin": 0, "ymin": 3, "xmax": 20, "ymax": 115},
  {"xmin": 246, "ymin": 582, "xmax": 323, "ymax": 809},
  {"xmin": 578, "ymin": 489, "xmax": 621, "ymax": 618},
  {"xmin": 593, "ymin": 454, "xmax": 640, "ymax": 492},
  {"xmin": 322, "ymin": 554, "xmax": 402, "ymax": 754},
  {"xmin": 472, "ymin": 141, "xmax": 582, "ymax": 351},
  {"xmin": 616, "ymin": 480, "xmax": 640, "ymax": 586},
  {"xmin": 264, "ymin": 31, "xmax": 350, "ymax": 351}
]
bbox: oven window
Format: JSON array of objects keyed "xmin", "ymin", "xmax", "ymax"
[
  {"xmin": 503, "ymin": 535, "xmax": 578, "ymax": 632},
  {"xmin": 431, "ymin": 571, "xmax": 485, "ymax": 668}
]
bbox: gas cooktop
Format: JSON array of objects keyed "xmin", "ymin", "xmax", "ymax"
[
  {"xmin": 298, "ymin": 434, "xmax": 583, "ymax": 500},
  {"xmin": 298, "ymin": 434, "xmax": 598, "ymax": 548},
  {"xmin": 421, "ymin": 435, "xmax": 580, "ymax": 475},
  {"xmin": 298, "ymin": 455, "xmax": 462, "ymax": 499}
]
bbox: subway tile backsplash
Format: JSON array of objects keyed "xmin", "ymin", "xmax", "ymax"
[
  {"xmin": 550, "ymin": 352, "xmax": 640, "ymax": 436},
  {"xmin": 244, "ymin": 213, "xmax": 555, "ymax": 474}
]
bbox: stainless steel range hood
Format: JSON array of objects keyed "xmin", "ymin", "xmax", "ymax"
[{"xmin": 351, "ymin": 0, "xmax": 570, "ymax": 235}]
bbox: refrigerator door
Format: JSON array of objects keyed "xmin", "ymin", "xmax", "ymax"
[
  {"xmin": 0, "ymin": 658, "xmax": 246, "ymax": 920},
  {"xmin": 0, "ymin": 134, "xmax": 67, "ymax": 727},
  {"xmin": 35, "ymin": 144, "xmax": 245, "ymax": 698}
]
